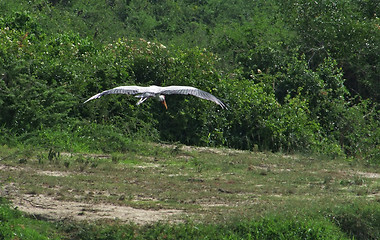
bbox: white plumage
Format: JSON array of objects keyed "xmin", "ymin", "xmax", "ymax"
[{"xmin": 84, "ymin": 85, "xmax": 227, "ymax": 109}]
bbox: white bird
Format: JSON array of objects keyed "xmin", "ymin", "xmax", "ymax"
[{"xmin": 83, "ymin": 85, "xmax": 227, "ymax": 109}]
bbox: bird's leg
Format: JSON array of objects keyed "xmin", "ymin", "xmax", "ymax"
[{"xmin": 136, "ymin": 97, "xmax": 148, "ymax": 105}]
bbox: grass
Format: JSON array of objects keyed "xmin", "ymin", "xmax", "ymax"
[
  {"xmin": 0, "ymin": 143, "xmax": 379, "ymax": 239},
  {"xmin": 0, "ymin": 198, "xmax": 61, "ymax": 240},
  {"xmin": 61, "ymin": 215, "xmax": 351, "ymax": 240}
]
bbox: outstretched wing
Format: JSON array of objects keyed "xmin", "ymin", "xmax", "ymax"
[
  {"xmin": 83, "ymin": 86, "xmax": 147, "ymax": 103},
  {"xmin": 159, "ymin": 86, "xmax": 227, "ymax": 109}
]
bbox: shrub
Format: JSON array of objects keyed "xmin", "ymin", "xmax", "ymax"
[
  {"xmin": 0, "ymin": 198, "xmax": 59, "ymax": 240},
  {"xmin": 0, "ymin": 10, "xmax": 378, "ymax": 159},
  {"xmin": 66, "ymin": 215, "xmax": 349, "ymax": 240},
  {"xmin": 327, "ymin": 202, "xmax": 380, "ymax": 240}
]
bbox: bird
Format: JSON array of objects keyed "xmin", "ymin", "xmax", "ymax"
[{"xmin": 83, "ymin": 85, "xmax": 227, "ymax": 109}]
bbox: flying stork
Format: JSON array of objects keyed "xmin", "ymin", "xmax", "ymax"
[{"xmin": 83, "ymin": 85, "xmax": 227, "ymax": 109}]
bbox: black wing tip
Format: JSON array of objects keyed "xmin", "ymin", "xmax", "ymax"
[
  {"xmin": 218, "ymin": 101, "xmax": 228, "ymax": 110},
  {"xmin": 83, "ymin": 92, "xmax": 103, "ymax": 103},
  {"xmin": 83, "ymin": 97, "xmax": 95, "ymax": 104},
  {"xmin": 83, "ymin": 97, "xmax": 93, "ymax": 104}
]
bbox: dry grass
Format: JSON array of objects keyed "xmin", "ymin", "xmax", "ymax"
[{"xmin": 0, "ymin": 144, "xmax": 379, "ymax": 224}]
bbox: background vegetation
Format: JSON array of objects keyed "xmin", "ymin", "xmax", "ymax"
[{"xmin": 0, "ymin": 0, "xmax": 379, "ymax": 163}]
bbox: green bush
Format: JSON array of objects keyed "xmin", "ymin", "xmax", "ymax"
[
  {"xmin": 0, "ymin": 198, "xmax": 60, "ymax": 240},
  {"xmin": 0, "ymin": 8, "xmax": 378, "ymax": 160},
  {"xmin": 327, "ymin": 202, "xmax": 380, "ymax": 240},
  {"xmin": 278, "ymin": 0, "xmax": 380, "ymax": 102},
  {"xmin": 65, "ymin": 215, "xmax": 349, "ymax": 240}
]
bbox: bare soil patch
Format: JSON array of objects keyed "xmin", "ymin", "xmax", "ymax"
[
  {"xmin": 0, "ymin": 163, "xmax": 183, "ymax": 224},
  {"xmin": 13, "ymin": 194, "xmax": 182, "ymax": 224}
]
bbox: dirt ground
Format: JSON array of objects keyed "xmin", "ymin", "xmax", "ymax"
[
  {"xmin": 13, "ymin": 194, "xmax": 182, "ymax": 224},
  {"xmin": 0, "ymin": 164, "xmax": 183, "ymax": 225},
  {"xmin": 1, "ymin": 147, "xmax": 379, "ymax": 225}
]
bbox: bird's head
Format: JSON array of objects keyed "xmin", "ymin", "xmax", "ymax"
[{"xmin": 158, "ymin": 95, "xmax": 168, "ymax": 109}]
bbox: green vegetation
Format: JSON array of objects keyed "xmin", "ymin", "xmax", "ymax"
[
  {"xmin": 0, "ymin": 198, "xmax": 354, "ymax": 239},
  {"xmin": 0, "ymin": 0, "xmax": 379, "ymax": 239},
  {"xmin": 0, "ymin": 0, "xmax": 378, "ymax": 162},
  {"xmin": 0, "ymin": 198, "xmax": 61, "ymax": 239},
  {"xmin": 65, "ymin": 217, "xmax": 351, "ymax": 240}
]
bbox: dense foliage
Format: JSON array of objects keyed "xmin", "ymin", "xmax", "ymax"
[{"xmin": 0, "ymin": 0, "xmax": 378, "ymax": 162}]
